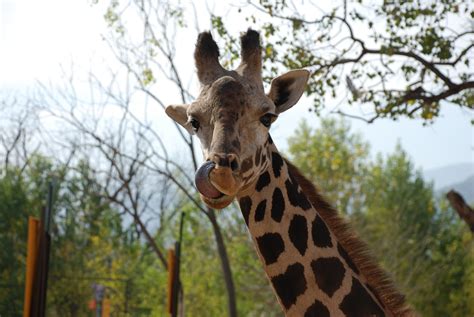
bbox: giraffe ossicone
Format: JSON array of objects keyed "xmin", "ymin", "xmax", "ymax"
[{"xmin": 166, "ymin": 29, "xmax": 414, "ymax": 317}]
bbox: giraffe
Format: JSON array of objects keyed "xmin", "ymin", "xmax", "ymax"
[{"xmin": 166, "ymin": 29, "xmax": 414, "ymax": 316}]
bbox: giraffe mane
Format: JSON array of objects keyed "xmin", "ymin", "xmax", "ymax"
[{"xmin": 284, "ymin": 158, "xmax": 416, "ymax": 317}]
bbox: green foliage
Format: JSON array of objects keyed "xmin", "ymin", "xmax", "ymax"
[
  {"xmin": 220, "ymin": 0, "xmax": 474, "ymax": 121},
  {"xmin": 0, "ymin": 157, "xmax": 153, "ymax": 316},
  {"xmin": 288, "ymin": 118, "xmax": 474, "ymax": 315},
  {"xmin": 47, "ymin": 160, "xmax": 144, "ymax": 316},
  {"xmin": 288, "ymin": 119, "xmax": 369, "ymax": 214},
  {"xmin": 0, "ymin": 156, "xmax": 64, "ymax": 315},
  {"xmin": 0, "ymin": 169, "xmax": 31, "ymax": 315},
  {"xmin": 358, "ymin": 146, "xmax": 472, "ymax": 315}
]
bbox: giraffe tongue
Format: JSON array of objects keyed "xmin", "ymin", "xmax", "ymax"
[{"xmin": 195, "ymin": 161, "xmax": 223, "ymax": 199}]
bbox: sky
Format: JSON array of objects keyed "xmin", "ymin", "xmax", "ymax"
[{"xmin": 1, "ymin": 0, "xmax": 473, "ymax": 173}]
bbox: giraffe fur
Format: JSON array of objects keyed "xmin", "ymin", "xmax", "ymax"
[{"xmin": 166, "ymin": 29, "xmax": 416, "ymax": 317}]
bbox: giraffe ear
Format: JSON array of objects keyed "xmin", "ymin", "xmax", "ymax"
[
  {"xmin": 268, "ymin": 69, "xmax": 310, "ymax": 114},
  {"xmin": 165, "ymin": 104, "xmax": 192, "ymax": 134}
]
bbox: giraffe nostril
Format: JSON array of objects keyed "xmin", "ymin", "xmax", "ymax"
[
  {"xmin": 227, "ymin": 153, "xmax": 240, "ymax": 172},
  {"xmin": 230, "ymin": 159, "xmax": 239, "ymax": 171},
  {"xmin": 211, "ymin": 153, "xmax": 240, "ymax": 171}
]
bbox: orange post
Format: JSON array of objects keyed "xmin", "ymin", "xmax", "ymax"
[
  {"xmin": 102, "ymin": 298, "xmax": 111, "ymax": 317},
  {"xmin": 167, "ymin": 249, "xmax": 176, "ymax": 315},
  {"xmin": 23, "ymin": 217, "xmax": 40, "ymax": 317}
]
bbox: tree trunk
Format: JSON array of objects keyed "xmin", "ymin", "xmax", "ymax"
[
  {"xmin": 446, "ymin": 190, "xmax": 474, "ymax": 233},
  {"xmin": 207, "ymin": 209, "xmax": 238, "ymax": 317}
]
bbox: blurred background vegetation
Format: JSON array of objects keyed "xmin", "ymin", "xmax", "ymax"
[
  {"xmin": 1, "ymin": 0, "xmax": 473, "ymax": 316},
  {"xmin": 1, "ymin": 117, "xmax": 473, "ymax": 316}
]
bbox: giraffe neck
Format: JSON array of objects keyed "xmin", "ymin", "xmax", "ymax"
[{"xmin": 237, "ymin": 141, "xmax": 389, "ymax": 316}]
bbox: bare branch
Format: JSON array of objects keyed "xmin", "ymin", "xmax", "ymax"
[{"xmin": 332, "ymin": 109, "xmax": 379, "ymax": 124}]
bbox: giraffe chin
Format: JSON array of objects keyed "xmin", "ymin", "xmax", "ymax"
[{"xmin": 200, "ymin": 193, "xmax": 235, "ymax": 209}]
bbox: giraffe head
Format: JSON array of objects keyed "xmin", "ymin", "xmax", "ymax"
[{"xmin": 166, "ymin": 29, "xmax": 309, "ymax": 209}]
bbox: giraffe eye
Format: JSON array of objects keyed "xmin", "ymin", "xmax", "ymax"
[
  {"xmin": 189, "ymin": 118, "xmax": 200, "ymax": 132},
  {"xmin": 260, "ymin": 113, "xmax": 277, "ymax": 128}
]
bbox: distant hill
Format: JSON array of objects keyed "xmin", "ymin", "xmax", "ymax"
[{"xmin": 424, "ymin": 162, "xmax": 474, "ymax": 203}]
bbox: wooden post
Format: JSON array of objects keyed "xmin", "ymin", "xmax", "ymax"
[
  {"xmin": 167, "ymin": 249, "xmax": 177, "ymax": 316},
  {"xmin": 102, "ymin": 298, "xmax": 111, "ymax": 317},
  {"xmin": 23, "ymin": 217, "xmax": 40, "ymax": 317},
  {"xmin": 167, "ymin": 213, "xmax": 185, "ymax": 317},
  {"xmin": 30, "ymin": 183, "xmax": 54, "ymax": 317}
]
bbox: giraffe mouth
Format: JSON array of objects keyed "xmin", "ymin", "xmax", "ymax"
[
  {"xmin": 195, "ymin": 161, "xmax": 238, "ymax": 209},
  {"xmin": 195, "ymin": 161, "xmax": 222, "ymax": 198}
]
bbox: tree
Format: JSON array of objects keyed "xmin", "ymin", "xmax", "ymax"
[
  {"xmin": 47, "ymin": 160, "xmax": 146, "ymax": 316},
  {"xmin": 0, "ymin": 165, "xmax": 32, "ymax": 315},
  {"xmin": 216, "ymin": 0, "xmax": 474, "ymax": 122},
  {"xmin": 287, "ymin": 118, "xmax": 369, "ymax": 213},
  {"xmin": 358, "ymin": 146, "xmax": 473, "ymax": 316},
  {"xmin": 0, "ymin": 97, "xmax": 39, "ymax": 173},
  {"xmin": 0, "ymin": 150, "xmax": 152, "ymax": 316},
  {"xmin": 35, "ymin": 0, "xmax": 239, "ymax": 312}
]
